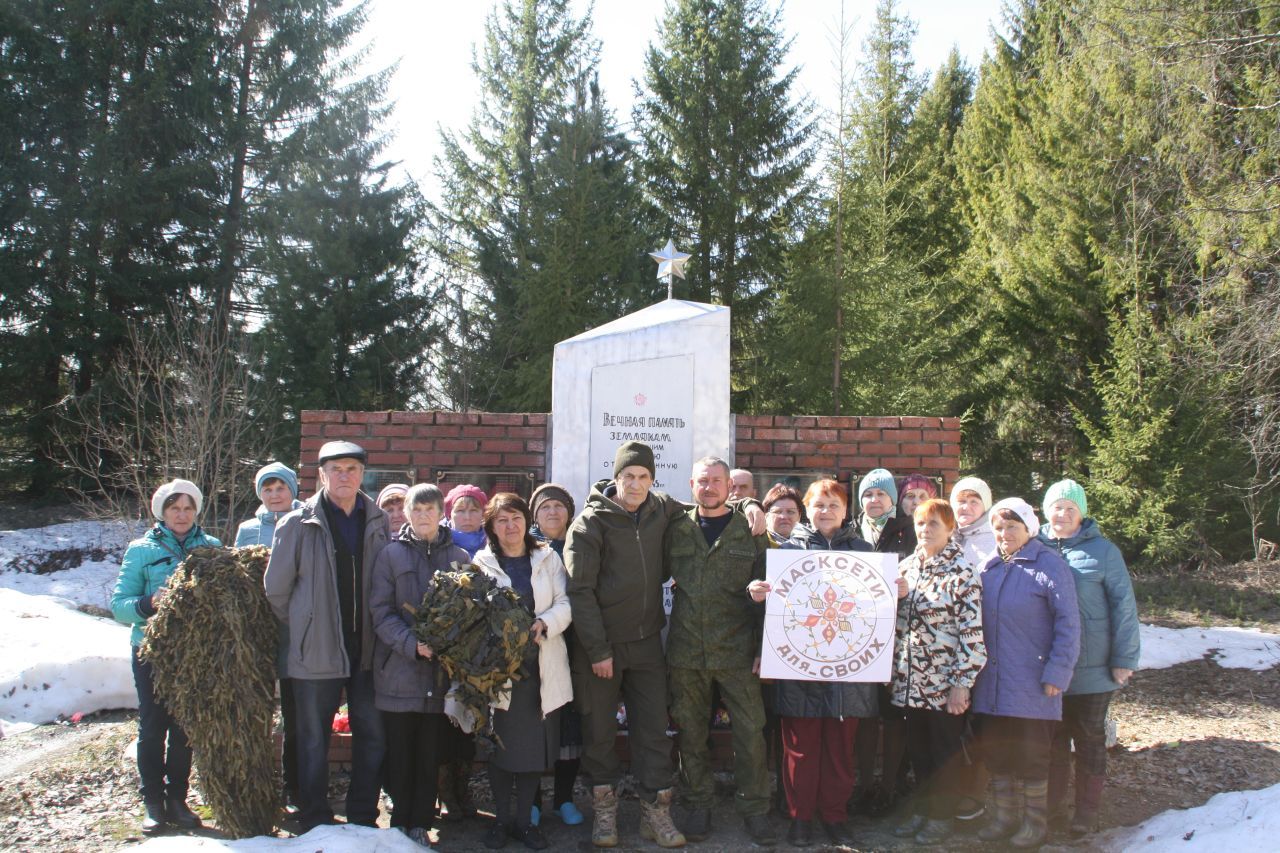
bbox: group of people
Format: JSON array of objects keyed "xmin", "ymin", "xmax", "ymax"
[{"xmin": 111, "ymin": 436, "xmax": 1140, "ymax": 852}]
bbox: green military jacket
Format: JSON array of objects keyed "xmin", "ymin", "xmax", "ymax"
[{"xmin": 665, "ymin": 507, "xmax": 769, "ymax": 670}]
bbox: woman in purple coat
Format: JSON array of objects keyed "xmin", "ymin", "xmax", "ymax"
[{"xmin": 972, "ymin": 498, "xmax": 1080, "ymax": 850}]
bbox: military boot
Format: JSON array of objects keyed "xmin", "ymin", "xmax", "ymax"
[
  {"xmin": 682, "ymin": 807, "xmax": 711, "ymax": 842},
  {"xmin": 1011, "ymin": 779, "xmax": 1049, "ymax": 849},
  {"xmin": 978, "ymin": 776, "xmax": 1022, "ymax": 842},
  {"xmin": 591, "ymin": 785, "xmax": 619, "ymax": 848},
  {"xmin": 639, "ymin": 788, "xmax": 686, "ymax": 848}
]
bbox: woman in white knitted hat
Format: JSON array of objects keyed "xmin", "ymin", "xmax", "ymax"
[
  {"xmin": 110, "ymin": 479, "xmax": 222, "ymax": 835},
  {"xmin": 949, "ymin": 477, "xmax": 996, "ymax": 570}
]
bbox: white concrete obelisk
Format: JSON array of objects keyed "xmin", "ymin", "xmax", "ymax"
[{"xmin": 549, "ymin": 297, "xmax": 731, "ymax": 510}]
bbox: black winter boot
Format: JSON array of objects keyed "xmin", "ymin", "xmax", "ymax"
[
  {"xmin": 142, "ymin": 800, "xmax": 167, "ymax": 834},
  {"xmin": 165, "ymin": 796, "xmax": 202, "ymax": 829}
]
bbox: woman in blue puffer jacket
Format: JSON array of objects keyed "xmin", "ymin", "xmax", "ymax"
[
  {"xmin": 1039, "ymin": 479, "xmax": 1140, "ymax": 838},
  {"xmin": 111, "ymin": 479, "xmax": 222, "ymax": 836},
  {"xmin": 973, "ymin": 497, "xmax": 1079, "ymax": 850}
]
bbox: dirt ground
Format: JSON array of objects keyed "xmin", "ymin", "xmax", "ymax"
[{"xmin": 1, "ymin": 651, "xmax": 1276, "ymax": 852}]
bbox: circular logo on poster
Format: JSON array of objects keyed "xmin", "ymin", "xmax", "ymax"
[{"xmin": 766, "ymin": 551, "xmax": 896, "ymax": 680}]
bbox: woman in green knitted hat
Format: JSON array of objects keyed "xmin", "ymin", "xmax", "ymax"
[{"xmin": 1038, "ymin": 479, "xmax": 1141, "ymax": 839}]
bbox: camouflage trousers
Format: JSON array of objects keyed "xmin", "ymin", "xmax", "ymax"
[{"xmin": 669, "ymin": 667, "xmax": 770, "ymax": 816}]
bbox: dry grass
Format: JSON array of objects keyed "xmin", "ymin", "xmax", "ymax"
[{"xmin": 1133, "ymin": 559, "xmax": 1280, "ymax": 632}]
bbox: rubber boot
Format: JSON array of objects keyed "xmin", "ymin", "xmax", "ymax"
[
  {"xmin": 1070, "ymin": 773, "xmax": 1105, "ymax": 838},
  {"xmin": 591, "ymin": 785, "xmax": 619, "ymax": 848},
  {"xmin": 1011, "ymin": 779, "xmax": 1048, "ymax": 849},
  {"xmin": 978, "ymin": 776, "xmax": 1021, "ymax": 842},
  {"xmin": 639, "ymin": 787, "xmax": 686, "ymax": 848}
]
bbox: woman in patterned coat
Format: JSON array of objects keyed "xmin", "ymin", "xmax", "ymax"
[{"xmin": 889, "ymin": 499, "xmax": 987, "ymax": 844}]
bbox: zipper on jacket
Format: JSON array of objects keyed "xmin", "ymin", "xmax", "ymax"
[
  {"xmin": 635, "ymin": 522, "xmax": 648, "ymax": 633},
  {"xmin": 304, "ymin": 507, "xmax": 350, "ymax": 674}
]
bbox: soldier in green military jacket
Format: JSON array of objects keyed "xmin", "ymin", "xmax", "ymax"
[{"xmin": 667, "ymin": 457, "xmax": 776, "ymax": 847}]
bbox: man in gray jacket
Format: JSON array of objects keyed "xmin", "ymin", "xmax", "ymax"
[{"xmin": 264, "ymin": 441, "xmax": 390, "ymax": 831}]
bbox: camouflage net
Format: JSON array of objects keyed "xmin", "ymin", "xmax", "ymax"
[
  {"xmin": 140, "ymin": 545, "xmax": 278, "ymax": 838},
  {"xmin": 404, "ymin": 562, "xmax": 533, "ymax": 740}
]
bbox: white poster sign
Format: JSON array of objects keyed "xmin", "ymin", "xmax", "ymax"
[
  {"xmin": 760, "ymin": 549, "xmax": 899, "ymax": 682},
  {"xmin": 589, "ymin": 354, "xmax": 695, "ymax": 500}
]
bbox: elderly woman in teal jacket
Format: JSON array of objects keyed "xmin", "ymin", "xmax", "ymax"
[
  {"xmin": 111, "ymin": 479, "xmax": 222, "ymax": 835},
  {"xmin": 1039, "ymin": 480, "xmax": 1140, "ymax": 838},
  {"xmin": 234, "ymin": 462, "xmax": 303, "ymax": 548}
]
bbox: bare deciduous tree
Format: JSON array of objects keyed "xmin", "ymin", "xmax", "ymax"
[{"xmin": 56, "ymin": 305, "xmax": 280, "ymax": 543}]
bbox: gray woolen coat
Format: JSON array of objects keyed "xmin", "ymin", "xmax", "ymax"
[{"xmin": 263, "ymin": 491, "xmax": 389, "ymax": 679}]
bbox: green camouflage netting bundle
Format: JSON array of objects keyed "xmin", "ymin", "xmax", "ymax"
[
  {"xmin": 404, "ymin": 563, "xmax": 534, "ymax": 739},
  {"xmin": 140, "ymin": 545, "xmax": 278, "ymax": 838}
]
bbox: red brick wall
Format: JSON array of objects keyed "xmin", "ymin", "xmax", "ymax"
[
  {"xmin": 298, "ymin": 410, "xmax": 548, "ymax": 496},
  {"xmin": 299, "ymin": 411, "xmax": 961, "ymax": 494},
  {"xmin": 734, "ymin": 415, "xmax": 962, "ymax": 492}
]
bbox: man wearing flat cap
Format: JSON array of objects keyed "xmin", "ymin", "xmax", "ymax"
[{"xmin": 264, "ymin": 441, "xmax": 390, "ymax": 831}]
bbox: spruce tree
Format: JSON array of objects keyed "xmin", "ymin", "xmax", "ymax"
[
  {"xmin": 835, "ymin": 0, "xmax": 932, "ymax": 416},
  {"xmin": 0, "ymin": 1, "xmax": 230, "ymax": 491},
  {"xmin": 634, "ymin": 0, "xmax": 814, "ymax": 409},
  {"xmin": 253, "ymin": 70, "xmax": 431, "ymax": 456},
  {"xmin": 1, "ymin": 1, "xmax": 423, "ymax": 488},
  {"xmin": 428, "ymin": 0, "xmax": 652, "ymax": 412},
  {"xmin": 951, "ymin": 0, "xmax": 1116, "ymax": 492}
]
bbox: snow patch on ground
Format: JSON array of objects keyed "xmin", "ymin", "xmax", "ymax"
[
  {"xmin": 0, "ymin": 519, "xmax": 140, "ymax": 611},
  {"xmin": 1140, "ymin": 624, "xmax": 1280, "ymax": 672},
  {"xmin": 0, "ymin": 588, "xmax": 135, "ymax": 734},
  {"xmin": 1100, "ymin": 782, "xmax": 1280, "ymax": 851},
  {"xmin": 134, "ymin": 824, "xmax": 424, "ymax": 851}
]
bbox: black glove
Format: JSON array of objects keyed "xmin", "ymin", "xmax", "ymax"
[{"xmin": 136, "ymin": 595, "xmax": 156, "ymax": 618}]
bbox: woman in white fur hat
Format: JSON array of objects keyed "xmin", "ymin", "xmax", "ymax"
[{"xmin": 110, "ymin": 479, "xmax": 221, "ymax": 835}]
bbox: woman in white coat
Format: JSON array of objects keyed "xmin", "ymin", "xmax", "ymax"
[{"xmin": 472, "ymin": 492, "xmax": 572, "ymax": 851}]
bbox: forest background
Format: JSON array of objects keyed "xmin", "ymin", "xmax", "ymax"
[{"xmin": 2, "ymin": 0, "xmax": 1277, "ymax": 566}]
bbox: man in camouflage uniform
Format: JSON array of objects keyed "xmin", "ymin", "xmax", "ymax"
[{"xmin": 667, "ymin": 457, "xmax": 776, "ymax": 846}]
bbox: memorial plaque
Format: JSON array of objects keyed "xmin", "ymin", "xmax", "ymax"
[{"xmin": 589, "ymin": 355, "xmax": 694, "ymax": 495}]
